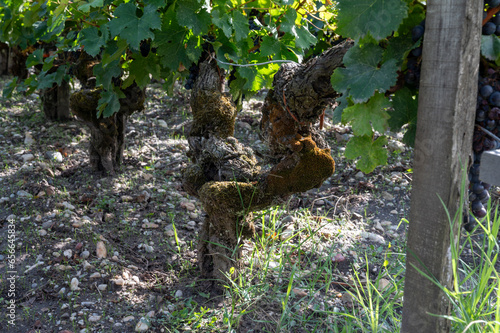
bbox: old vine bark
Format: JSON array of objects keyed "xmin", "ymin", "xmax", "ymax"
[
  {"xmin": 69, "ymin": 54, "xmax": 145, "ymax": 174},
  {"xmin": 183, "ymin": 40, "xmax": 352, "ymax": 285}
]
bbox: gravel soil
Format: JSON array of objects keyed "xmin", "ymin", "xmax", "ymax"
[{"xmin": 0, "ymin": 78, "xmax": 494, "ymax": 333}]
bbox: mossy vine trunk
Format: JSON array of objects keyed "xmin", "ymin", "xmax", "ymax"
[
  {"xmin": 40, "ymin": 80, "xmax": 72, "ymax": 121},
  {"xmin": 69, "ymin": 54, "xmax": 145, "ymax": 174},
  {"xmin": 70, "ymin": 85, "xmax": 145, "ymax": 174},
  {"xmin": 183, "ymin": 40, "xmax": 352, "ymax": 286}
]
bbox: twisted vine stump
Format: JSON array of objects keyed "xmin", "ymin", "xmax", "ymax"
[
  {"xmin": 40, "ymin": 79, "xmax": 72, "ymax": 121},
  {"xmin": 69, "ymin": 54, "xmax": 145, "ymax": 174},
  {"xmin": 70, "ymin": 84, "xmax": 145, "ymax": 174},
  {"xmin": 183, "ymin": 40, "xmax": 352, "ymax": 286}
]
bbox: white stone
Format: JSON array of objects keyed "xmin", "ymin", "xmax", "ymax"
[
  {"xmin": 97, "ymin": 284, "xmax": 107, "ymax": 291},
  {"xmin": 135, "ymin": 317, "xmax": 150, "ymax": 332},
  {"xmin": 90, "ymin": 272, "xmax": 101, "ymax": 279},
  {"xmin": 63, "ymin": 249, "xmax": 72, "ymax": 259},
  {"xmin": 123, "ymin": 315, "xmax": 135, "ymax": 322},
  {"xmin": 21, "ymin": 153, "xmax": 35, "ymax": 162},
  {"xmin": 96, "ymin": 241, "xmax": 107, "ymax": 258},
  {"xmin": 174, "ymin": 290, "xmax": 183, "ymax": 298},
  {"xmin": 158, "ymin": 119, "xmax": 168, "ymax": 128},
  {"xmin": 17, "ymin": 190, "xmax": 32, "ymax": 198},
  {"xmin": 39, "ymin": 229, "xmax": 47, "ymax": 236},
  {"xmin": 61, "ymin": 201, "xmax": 75, "ymax": 210},
  {"xmin": 88, "ymin": 314, "xmax": 101, "ymax": 322},
  {"xmin": 24, "ymin": 132, "xmax": 35, "ymax": 145},
  {"xmin": 70, "ymin": 278, "xmax": 80, "ymax": 291},
  {"xmin": 114, "ymin": 278, "xmax": 125, "ymax": 286},
  {"xmin": 80, "ymin": 250, "xmax": 90, "ymax": 259}
]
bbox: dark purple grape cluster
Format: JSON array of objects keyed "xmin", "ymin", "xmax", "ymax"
[
  {"xmin": 184, "ymin": 63, "xmax": 199, "ymax": 90},
  {"xmin": 465, "ymin": 2, "xmax": 500, "ymax": 229},
  {"xmin": 405, "ymin": 20, "xmax": 425, "ymax": 87},
  {"xmin": 468, "ymin": 67, "xmax": 500, "ymax": 223},
  {"xmin": 483, "ymin": 2, "xmax": 500, "ymax": 36}
]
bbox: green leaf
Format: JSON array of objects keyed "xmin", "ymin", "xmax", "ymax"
[
  {"xmin": 126, "ymin": 54, "xmax": 161, "ymax": 88},
  {"xmin": 389, "ymin": 87, "xmax": 418, "ymax": 146},
  {"xmin": 382, "ymin": 33, "xmax": 414, "ymax": 66},
  {"xmin": 342, "ymin": 93, "xmax": 390, "ymax": 136},
  {"xmin": 93, "ymin": 60, "xmax": 122, "ymax": 89},
  {"xmin": 336, "ymin": 0, "xmax": 408, "ymax": 41},
  {"xmin": 481, "ymin": 35, "xmax": 500, "ymax": 64},
  {"xmin": 78, "ymin": 0, "xmax": 103, "ymax": 13},
  {"xmin": 177, "ymin": 0, "xmax": 211, "ymax": 35},
  {"xmin": 97, "ymin": 88, "xmax": 124, "ymax": 118},
  {"xmin": 152, "ymin": 7, "xmax": 191, "ymax": 71},
  {"xmin": 186, "ymin": 35, "xmax": 202, "ymax": 63},
  {"xmin": 2, "ymin": 77, "xmax": 18, "ymax": 98},
  {"xmin": 108, "ymin": 3, "xmax": 161, "ymax": 50},
  {"xmin": 331, "ymin": 43, "xmax": 398, "ymax": 103},
  {"xmin": 25, "ymin": 49, "xmax": 44, "ymax": 67},
  {"xmin": 80, "ymin": 26, "xmax": 108, "ymax": 57},
  {"xmin": 212, "ymin": 7, "xmax": 232, "ymax": 38},
  {"xmin": 345, "ymin": 135, "xmax": 388, "ymax": 173},
  {"xmin": 279, "ymin": 8, "xmax": 297, "ymax": 35},
  {"xmin": 232, "ymin": 10, "xmax": 249, "ymax": 42},
  {"xmin": 333, "ymin": 93, "xmax": 351, "ymax": 124}
]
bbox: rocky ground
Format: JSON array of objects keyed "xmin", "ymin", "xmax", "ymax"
[{"xmin": 0, "ymin": 78, "xmax": 494, "ymax": 333}]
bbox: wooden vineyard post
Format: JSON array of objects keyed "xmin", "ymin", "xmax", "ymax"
[{"xmin": 401, "ymin": 1, "xmax": 481, "ymax": 332}]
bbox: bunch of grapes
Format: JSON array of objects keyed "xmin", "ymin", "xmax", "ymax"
[
  {"xmin": 405, "ymin": 20, "xmax": 425, "ymax": 87},
  {"xmin": 464, "ymin": 1, "xmax": 500, "ymax": 230},
  {"xmin": 468, "ymin": 67, "xmax": 500, "ymax": 223},
  {"xmin": 184, "ymin": 63, "xmax": 199, "ymax": 90},
  {"xmin": 483, "ymin": 0, "xmax": 500, "ymax": 36}
]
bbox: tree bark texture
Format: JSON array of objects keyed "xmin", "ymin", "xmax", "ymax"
[
  {"xmin": 7, "ymin": 46, "xmax": 28, "ymax": 79},
  {"xmin": 40, "ymin": 80, "xmax": 72, "ymax": 121},
  {"xmin": 183, "ymin": 41, "xmax": 351, "ymax": 285},
  {"xmin": 70, "ymin": 84, "xmax": 145, "ymax": 174},
  {"xmin": 401, "ymin": 1, "xmax": 481, "ymax": 332},
  {"xmin": 0, "ymin": 42, "xmax": 8, "ymax": 75}
]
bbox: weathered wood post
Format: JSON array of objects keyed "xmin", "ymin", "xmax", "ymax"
[{"xmin": 401, "ymin": 1, "xmax": 481, "ymax": 332}]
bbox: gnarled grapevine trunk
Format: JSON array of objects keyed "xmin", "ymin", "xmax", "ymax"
[
  {"xmin": 70, "ymin": 84, "xmax": 145, "ymax": 174},
  {"xmin": 40, "ymin": 80, "xmax": 72, "ymax": 121},
  {"xmin": 183, "ymin": 40, "xmax": 352, "ymax": 285}
]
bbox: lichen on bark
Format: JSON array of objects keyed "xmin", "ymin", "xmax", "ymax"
[
  {"xmin": 183, "ymin": 41, "xmax": 352, "ymax": 285},
  {"xmin": 70, "ymin": 77, "xmax": 145, "ymax": 174}
]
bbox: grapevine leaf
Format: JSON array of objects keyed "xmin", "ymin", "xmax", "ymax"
[
  {"xmin": 212, "ymin": 7, "xmax": 232, "ymax": 38},
  {"xmin": 294, "ymin": 26, "xmax": 317, "ymax": 50},
  {"xmin": 342, "ymin": 93, "xmax": 390, "ymax": 136},
  {"xmin": 93, "ymin": 60, "xmax": 122, "ymax": 89},
  {"xmin": 389, "ymin": 87, "xmax": 417, "ymax": 146},
  {"xmin": 280, "ymin": 9, "xmax": 297, "ymax": 34},
  {"xmin": 25, "ymin": 49, "xmax": 44, "ymax": 67},
  {"xmin": 333, "ymin": 93, "xmax": 351, "ymax": 124},
  {"xmin": 98, "ymin": 89, "xmax": 122, "ymax": 118},
  {"xmin": 37, "ymin": 72, "xmax": 58, "ymax": 90},
  {"xmin": 126, "ymin": 55, "xmax": 161, "ymax": 88},
  {"xmin": 260, "ymin": 36, "xmax": 281, "ymax": 57},
  {"xmin": 108, "ymin": 3, "xmax": 161, "ymax": 50},
  {"xmin": 335, "ymin": 0, "xmax": 408, "ymax": 41},
  {"xmin": 80, "ymin": 27, "xmax": 108, "ymax": 57},
  {"xmin": 154, "ymin": 9, "xmax": 190, "ymax": 71},
  {"xmin": 481, "ymin": 35, "xmax": 500, "ymax": 64},
  {"xmin": 78, "ymin": 0, "xmax": 103, "ymax": 13},
  {"xmin": 176, "ymin": 0, "xmax": 210, "ymax": 35},
  {"xmin": 345, "ymin": 135, "xmax": 388, "ymax": 173},
  {"xmin": 186, "ymin": 36, "xmax": 202, "ymax": 63},
  {"xmin": 382, "ymin": 33, "xmax": 414, "ymax": 66},
  {"xmin": 2, "ymin": 77, "xmax": 18, "ymax": 98},
  {"xmin": 260, "ymin": 36, "xmax": 295, "ymax": 59},
  {"xmin": 331, "ymin": 43, "xmax": 398, "ymax": 103},
  {"xmin": 232, "ymin": 10, "xmax": 249, "ymax": 42}
]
